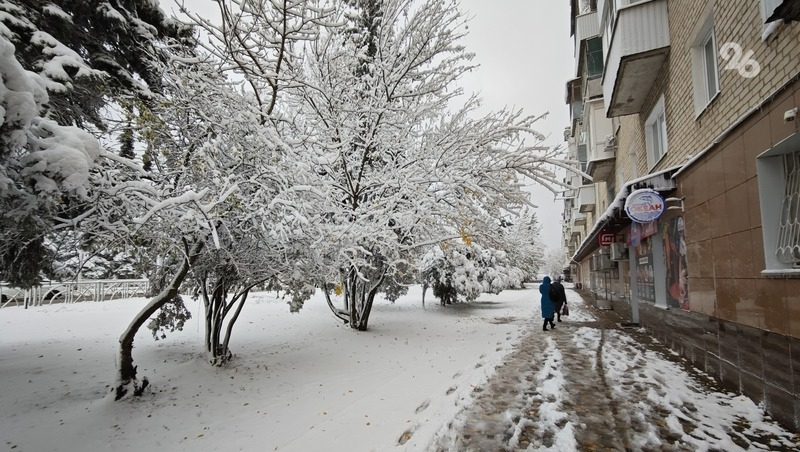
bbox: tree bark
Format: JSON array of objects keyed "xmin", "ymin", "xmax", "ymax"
[
  {"xmin": 323, "ymin": 285, "xmax": 349, "ymax": 324},
  {"xmin": 115, "ymin": 239, "xmax": 203, "ymax": 400},
  {"xmin": 348, "ymin": 268, "xmax": 386, "ymax": 331},
  {"xmin": 220, "ymin": 288, "xmax": 248, "ymax": 360}
]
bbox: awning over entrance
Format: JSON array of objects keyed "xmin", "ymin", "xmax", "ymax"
[{"xmin": 570, "ymin": 165, "xmax": 682, "ymax": 263}]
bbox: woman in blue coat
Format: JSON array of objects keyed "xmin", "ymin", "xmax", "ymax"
[{"xmin": 539, "ymin": 276, "xmax": 556, "ymax": 331}]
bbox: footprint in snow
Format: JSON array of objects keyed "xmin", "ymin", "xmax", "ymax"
[
  {"xmin": 446, "ymin": 386, "xmax": 457, "ymax": 395},
  {"xmin": 415, "ymin": 399, "xmax": 430, "ymax": 413},
  {"xmin": 398, "ymin": 429, "xmax": 414, "ymax": 445}
]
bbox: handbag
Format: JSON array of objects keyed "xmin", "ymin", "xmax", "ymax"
[{"xmin": 562, "ymin": 304, "xmax": 569, "ymax": 316}]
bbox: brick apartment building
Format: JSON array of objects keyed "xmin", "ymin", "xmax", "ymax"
[{"xmin": 562, "ymin": 0, "xmax": 800, "ymax": 428}]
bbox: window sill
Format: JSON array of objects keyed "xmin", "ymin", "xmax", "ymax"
[
  {"xmin": 761, "ymin": 269, "xmax": 800, "ymax": 279},
  {"xmin": 647, "ymin": 151, "xmax": 668, "ymax": 172},
  {"xmin": 694, "ymin": 91, "xmax": 720, "ymax": 121}
]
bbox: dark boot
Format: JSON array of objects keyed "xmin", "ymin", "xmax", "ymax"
[
  {"xmin": 549, "ymin": 318, "xmax": 556, "ymax": 329},
  {"xmin": 542, "ymin": 319, "xmax": 549, "ymax": 331}
]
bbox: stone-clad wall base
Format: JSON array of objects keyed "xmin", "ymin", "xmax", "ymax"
[{"xmin": 630, "ymin": 302, "xmax": 800, "ymax": 431}]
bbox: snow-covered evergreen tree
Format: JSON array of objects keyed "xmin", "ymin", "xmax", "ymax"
[{"xmin": 0, "ymin": 0, "xmax": 191, "ymax": 288}]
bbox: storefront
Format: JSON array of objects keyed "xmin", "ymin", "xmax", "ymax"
[{"xmin": 625, "ymin": 185, "xmax": 689, "ymax": 313}]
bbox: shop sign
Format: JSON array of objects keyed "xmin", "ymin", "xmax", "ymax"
[
  {"xmin": 624, "ymin": 189, "xmax": 665, "ymax": 224},
  {"xmin": 599, "ymin": 233, "xmax": 614, "ymax": 246}
]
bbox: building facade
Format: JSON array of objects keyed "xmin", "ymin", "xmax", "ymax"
[{"xmin": 562, "ymin": 0, "xmax": 800, "ymax": 428}]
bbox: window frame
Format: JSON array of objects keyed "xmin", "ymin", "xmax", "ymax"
[
  {"xmin": 701, "ymin": 30, "xmax": 720, "ymax": 101},
  {"xmin": 644, "ymin": 95, "xmax": 668, "ymax": 170},
  {"xmin": 586, "ymin": 37, "xmax": 605, "ymax": 79},
  {"xmin": 690, "ymin": 8, "xmax": 720, "ymax": 118}
]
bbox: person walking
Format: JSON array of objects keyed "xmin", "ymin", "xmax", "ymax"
[
  {"xmin": 550, "ymin": 277, "xmax": 567, "ymax": 322},
  {"xmin": 539, "ymin": 276, "xmax": 556, "ymax": 331}
]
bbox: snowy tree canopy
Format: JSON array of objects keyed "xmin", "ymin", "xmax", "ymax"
[
  {"xmin": 0, "ymin": 0, "xmax": 193, "ymax": 288},
  {"xmin": 1, "ymin": 0, "xmax": 582, "ymax": 400},
  {"xmin": 0, "ymin": 0, "xmax": 192, "ymax": 128}
]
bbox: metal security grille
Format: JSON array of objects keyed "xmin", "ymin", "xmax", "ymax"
[{"xmin": 777, "ymin": 150, "xmax": 800, "ymax": 266}]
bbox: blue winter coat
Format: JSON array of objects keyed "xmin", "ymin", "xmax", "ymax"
[{"xmin": 539, "ymin": 276, "xmax": 555, "ymax": 319}]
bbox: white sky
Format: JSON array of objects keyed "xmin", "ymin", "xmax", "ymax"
[
  {"xmin": 159, "ymin": 0, "xmax": 573, "ymax": 251},
  {"xmin": 454, "ymin": 0, "xmax": 572, "ymax": 251}
]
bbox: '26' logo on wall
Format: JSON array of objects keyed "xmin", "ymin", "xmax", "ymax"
[{"xmin": 719, "ymin": 42, "xmax": 761, "ymax": 78}]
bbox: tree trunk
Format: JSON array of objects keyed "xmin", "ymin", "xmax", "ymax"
[
  {"xmin": 422, "ymin": 282, "xmax": 427, "ymax": 307},
  {"xmin": 345, "ymin": 268, "xmax": 386, "ymax": 331},
  {"xmin": 323, "ymin": 284, "xmax": 350, "ymax": 324},
  {"xmin": 220, "ymin": 288, "xmax": 249, "ymax": 359},
  {"xmin": 202, "ymin": 280, "xmax": 260, "ymax": 366},
  {"xmin": 115, "ymin": 239, "xmax": 203, "ymax": 400}
]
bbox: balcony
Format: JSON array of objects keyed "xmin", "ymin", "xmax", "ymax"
[
  {"xmin": 570, "ymin": 207, "xmax": 587, "ymax": 227},
  {"xmin": 574, "ymin": 11, "xmax": 600, "ymax": 71},
  {"xmin": 584, "ymin": 76, "xmax": 603, "ymax": 100},
  {"xmin": 586, "ymin": 136, "xmax": 617, "ymax": 182},
  {"xmin": 578, "ymin": 184, "xmax": 596, "ymax": 213},
  {"xmin": 602, "ymin": 0, "xmax": 670, "ymax": 117},
  {"xmin": 566, "ymin": 78, "xmax": 584, "ymax": 129}
]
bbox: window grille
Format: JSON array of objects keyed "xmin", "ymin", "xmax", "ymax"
[{"xmin": 777, "ymin": 150, "xmax": 800, "ymax": 266}]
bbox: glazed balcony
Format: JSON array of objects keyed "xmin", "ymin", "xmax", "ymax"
[{"xmin": 578, "ymin": 185, "xmax": 596, "ymax": 213}]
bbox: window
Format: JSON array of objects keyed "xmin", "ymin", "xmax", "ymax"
[
  {"xmin": 702, "ymin": 33, "xmax": 719, "ymax": 98},
  {"xmin": 586, "ymin": 37, "xmax": 604, "ymax": 78},
  {"xmin": 644, "ymin": 96, "xmax": 667, "ymax": 169},
  {"xmin": 776, "ymin": 151, "xmax": 800, "ymax": 266},
  {"xmin": 690, "ymin": 9, "xmax": 719, "ymax": 116},
  {"xmin": 757, "ymin": 134, "xmax": 800, "ymax": 274}
]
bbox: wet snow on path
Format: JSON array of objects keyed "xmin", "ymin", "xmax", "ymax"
[{"xmin": 433, "ymin": 288, "xmax": 800, "ymax": 451}]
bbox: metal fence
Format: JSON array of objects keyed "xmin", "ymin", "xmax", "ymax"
[{"xmin": 0, "ymin": 279, "xmax": 150, "ymax": 309}]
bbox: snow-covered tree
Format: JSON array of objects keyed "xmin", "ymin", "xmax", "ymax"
[
  {"xmin": 543, "ymin": 248, "xmax": 568, "ymax": 280},
  {"xmin": 498, "ymin": 209, "xmax": 544, "ymax": 284},
  {"xmin": 296, "ymin": 0, "xmax": 571, "ymax": 330},
  {"xmin": 105, "ymin": 48, "xmax": 324, "ymax": 394},
  {"xmin": 421, "ymin": 241, "xmax": 524, "ymax": 306},
  {"xmin": 0, "ymin": 32, "xmax": 101, "ymax": 288},
  {"xmin": 2, "ymin": 0, "xmax": 191, "ymax": 129},
  {"xmin": 0, "ymin": 0, "xmax": 191, "ymax": 288},
  {"xmin": 182, "ymin": 0, "xmax": 336, "ymax": 121}
]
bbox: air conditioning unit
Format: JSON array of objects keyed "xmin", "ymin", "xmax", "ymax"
[{"xmin": 610, "ymin": 242, "xmax": 628, "ymax": 261}]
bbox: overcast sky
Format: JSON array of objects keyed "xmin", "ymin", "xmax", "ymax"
[
  {"xmin": 159, "ymin": 0, "xmax": 573, "ymax": 251},
  {"xmin": 453, "ymin": 1, "xmax": 572, "ymax": 251}
]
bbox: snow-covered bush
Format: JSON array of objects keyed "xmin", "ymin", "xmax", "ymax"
[{"xmin": 421, "ymin": 242, "xmax": 524, "ymax": 305}]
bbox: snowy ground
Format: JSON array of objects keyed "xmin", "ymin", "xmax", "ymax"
[
  {"xmin": 1, "ymin": 285, "xmax": 533, "ymax": 451},
  {"xmin": 3, "ymin": 285, "xmax": 798, "ymax": 452},
  {"xmin": 434, "ymin": 289, "xmax": 800, "ymax": 451}
]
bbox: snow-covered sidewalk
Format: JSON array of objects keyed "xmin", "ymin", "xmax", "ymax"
[
  {"xmin": 434, "ymin": 288, "xmax": 800, "ymax": 451},
  {"xmin": 1, "ymin": 285, "xmax": 534, "ymax": 451}
]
